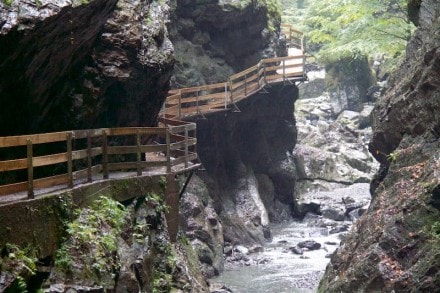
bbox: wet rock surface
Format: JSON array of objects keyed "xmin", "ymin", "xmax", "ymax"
[
  {"xmin": 187, "ymin": 84, "xmax": 299, "ymax": 248},
  {"xmin": 293, "ymin": 71, "xmax": 379, "ymax": 195},
  {"xmin": 211, "ymin": 183, "xmax": 371, "ymax": 292},
  {"xmin": 0, "ymin": 0, "xmax": 173, "ymax": 135},
  {"xmin": 318, "ymin": 1, "xmax": 440, "ymax": 292},
  {"xmin": 170, "ymin": 0, "xmax": 284, "ymax": 87}
]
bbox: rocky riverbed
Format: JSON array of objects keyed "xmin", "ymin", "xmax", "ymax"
[
  {"xmin": 210, "ymin": 183, "xmax": 371, "ymax": 292},
  {"xmin": 208, "ymin": 69, "xmax": 379, "ymax": 292}
]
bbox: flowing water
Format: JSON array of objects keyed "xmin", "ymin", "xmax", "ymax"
[
  {"xmin": 211, "ymin": 220, "xmax": 344, "ymax": 293},
  {"xmin": 211, "ymin": 183, "xmax": 371, "ymax": 292}
]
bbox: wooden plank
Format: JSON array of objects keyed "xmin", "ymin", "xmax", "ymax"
[
  {"xmin": 73, "ymin": 165, "xmax": 101, "ymax": 181},
  {"xmin": 72, "ymin": 147, "xmax": 102, "ymax": 160},
  {"xmin": 169, "ymin": 124, "xmax": 196, "ymax": 134},
  {"xmin": 158, "ymin": 117, "xmax": 189, "ymax": 126},
  {"xmin": 107, "ymin": 162, "xmax": 137, "ymax": 171},
  {"xmin": 0, "ymin": 158, "xmax": 27, "ymax": 172},
  {"xmin": 108, "ymin": 146, "xmax": 137, "ymax": 155},
  {"xmin": 230, "ymin": 73, "xmax": 259, "ymax": 91},
  {"xmin": 266, "ymin": 72, "xmax": 304, "ymax": 81},
  {"xmin": 170, "ymin": 138, "xmax": 197, "ymax": 150},
  {"xmin": 140, "ymin": 144, "xmax": 167, "ymax": 153},
  {"xmin": 73, "ymin": 129, "xmax": 107, "ymax": 139},
  {"xmin": 0, "ymin": 181, "xmax": 28, "ymax": 196},
  {"xmin": 230, "ymin": 64, "xmax": 259, "ymax": 81},
  {"xmin": 0, "ymin": 132, "xmax": 67, "ymax": 148},
  {"xmin": 178, "ymin": 82, "xmax": 226, "ymax": 94},
  {"xmin": 177, "ymin": 92, "xmax": 227, "ymax": 105},
  {"xmin": 171, "ymin": 153, "xmax": 198, "ymax": 166},
  {"xmin": 34, "ymin": 174, "xmax": 68, "ymax": 189},
  {"xmin": 108, "ymin": 127, "xmax": 165, "ymax": 136},
  {"xmin": 262, "ymin": 55, "xmax": 304, "ymax": 63},
  {"xmin": 33, "ymin": 153, "xmax": 68, "ymax": 167}
]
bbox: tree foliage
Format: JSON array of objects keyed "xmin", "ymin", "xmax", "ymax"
[{"xmin": 282, "ymin": 0, "xmax": 415, "ymax": 66}]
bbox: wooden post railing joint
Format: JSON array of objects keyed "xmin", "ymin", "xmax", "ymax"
[
  {"xmin": 184, "ymin": 127, "xmax": 189, "ymax": 169},
  {"xmin": 26, "ymin": 139, "xmax": 34, "ymax": 199},
  {"xmin": 136, "ymin": 130, "xmax": 142, "ymax": 176},
  {"xmin": 67, "ymin": 132, "xmax": 74, "ymax": 189},
  {"xmin": 102, "ymin": 130, "xmax": 109, "ymax": 179},
  {"xmin": 224, "ymin": 83, "xmax": 228, "ymax": 109},
  {"xmin": 244, "ymin": 73, "xmax": 247, "ymax": 96},
  {"xmin": 178, "ymin": 90, "xmax": 182, "ymax": 119},
  {"xmin": 166, "ymin": 128, "xmax": 171, "ymax": 173},
  {"xmin": 87, "ymin": 131, "xmax": 92, "ymax": 183}
]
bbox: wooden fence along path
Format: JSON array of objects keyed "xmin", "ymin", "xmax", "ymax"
[
  {"xmin": 161, "ymin": 24, "xmax": 306, "ymax": 119},
  {"xmin": 0, "ymin": 25, "xmax": 305, "ymax": 201},
  {"xmin": 0, "ymin": 122, "xmax": 198, "ymax": 200}
]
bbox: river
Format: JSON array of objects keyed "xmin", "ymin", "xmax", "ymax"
[{"xmin": 211, "ymin": 183, "xmax": 371, "ymax": 293}]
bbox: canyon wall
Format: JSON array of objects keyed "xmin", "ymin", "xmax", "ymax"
[
  {"xmin": 0, "ymin": 0, "xmax": 173, "ymax": 135},
  {"xmin": 318, "ymin": 1, "xmax": 440, "ymax": 291}
]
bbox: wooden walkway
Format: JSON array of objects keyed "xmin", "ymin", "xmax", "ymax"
[
  {"xmin": 0, "ymin": 25, "xmax": 305, "ymax": 203},
  {"xmin": 0, "ymin": 120, "xmax": 199, "ymax": 203},
  {"xmin": 160, "ymin": 24, "xmax": 306, "ymax": 119}
]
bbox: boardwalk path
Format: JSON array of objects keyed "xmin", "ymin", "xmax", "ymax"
[{"xmin": 0, "ymin": 24, "xmax": 306, "ymax": 204}]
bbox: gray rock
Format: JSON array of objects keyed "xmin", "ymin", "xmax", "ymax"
[
  {"xmin": 289, "ymin": 246, "xmax": 304, "ymax": 255},
  {"xmin": 297, "ymin": 240, "xmax": 321, "ymax": 251},
  {"xmin": 321, "ymin": 206, "xmax": 346, "ymax": 221},
  {"xmin": 234, "ymin": 245, "xmax": 249, "ymax": 255}
]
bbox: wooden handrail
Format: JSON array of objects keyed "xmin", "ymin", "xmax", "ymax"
[
  {"xmin": 0, "ymin": 124, "xmax": 198, "ymax": 198},
  {"xmin": 162, "ymin": 25, "xmax": 306, "ymax": 120}
]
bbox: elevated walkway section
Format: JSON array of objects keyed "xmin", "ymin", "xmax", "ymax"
[{"xmin": 161, "ymin": 37, "xmax": 306, "ymax": 120}]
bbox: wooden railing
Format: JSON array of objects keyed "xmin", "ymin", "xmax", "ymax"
[
  {"xmin": 161, "ymin": 53, "xmax": 306, "ymax": 119},
  {"xmin": 281, "ymin": 24, "xmax": 305, "ymax": 51},
  {"xmin": 161, "ymin": 25, "xmax": 306, "ymax": 120},
  {"xmin": 0, "ymin": 123, "xmax": 198, "ymax": 199}
]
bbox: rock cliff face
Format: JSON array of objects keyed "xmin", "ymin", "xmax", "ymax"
[
  {"xmin": 188, "ymin": 84, "xmax": 298, "ymax": 243},
  {"xmin": 318, "ymin": 1, "xmax": 440, "ymax": 291},
  {"xmin": 0, "ymin": 0, "xmax": 173, "ymax": 135},
  {"xmin": 170, "ymin": 0, "xmax": 284, "ymax": 87}
]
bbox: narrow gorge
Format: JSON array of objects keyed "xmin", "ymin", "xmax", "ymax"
[{"xmin": 1, "ymin": 0, "xmax": 439, "ymax": 292}]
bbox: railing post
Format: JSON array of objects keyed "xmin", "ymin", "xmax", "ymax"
[
  {"xmin": 26, "ymin": 139, "xmax": 34, "ymax": 199},
  {"xmin": 257, "ymin": 62, "xmax": 261, "ymax": 88},
  {"xmin": 136, "ymin": 130, "xmax": 142, "ymax": 176},
  {"xmin": 178, "ymin": 90, "xmax": 182, "ymax": 119},
  {"xmin": 224, "ymin": 83, "xmax": 228, "ymax": 109},
  {"xmin": 196, "ymin": 90, "xmax": 200, "ymax": 114},
  {"xmin": 283, "ymin": 59, "xmax": 286, "ymax": 82},
  {"xmin": 166, "ymin": 128, "xmax": 171, "ymax": 173},
  {"xmin": 184, "ymin": 127, "xmax": 189, "ymax": 169},
  {"xmin": 244, "ymin": 73, "xmax": 247, "ymax": 96},
  {"xmin": 229, "ymin": 79, "xmax": 234, "ymax": 103},
  {"xmin": 102, "ymin": 130, "xmax": 109, "ymax": 179},
  {"xmin": 67, "ymin": 132, "xmax": 74, "ymax": 189},
  {"xmin": 87, "ymin": 131, "xmax": 92, "ymax": 182},
  {"xmin": 262, "ymin": 61, "xmax": 267, "ymax": 85}
]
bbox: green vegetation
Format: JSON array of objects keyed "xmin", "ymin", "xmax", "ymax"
[
  {"xmin": 262, "ymin": 0, "xmax": 282, "ymax": 32},
  {"xmin": 2, "ymin": 0, "xmax": 14, "ymax": 6},
  {"xmin": 0, "ymin": 244, "xmax": 38, "ymax": 292},
  {"xmin": 430, "ymin": 221, "xmax": 440, "ymax": 239},
  {"xmin": 282, "ymin": 0, "xmax": 415, "ymax": 67},
  {"xmin": 54, "ymin": 196, "xmax": 127, "ymax": 281},
  {"xmin": 227, "ymin": 0, "xmax": 282, "ymax": 32},
  {"xmin": 387, "ymin": 151, "xmax": 400, "ymax": 163}
]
